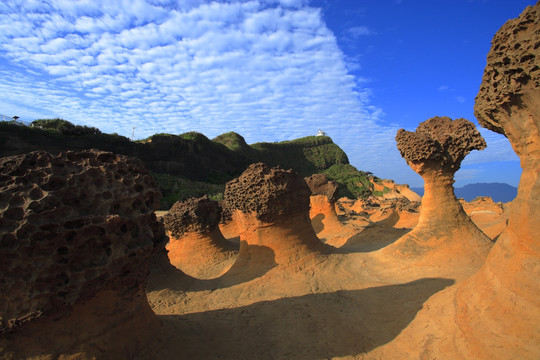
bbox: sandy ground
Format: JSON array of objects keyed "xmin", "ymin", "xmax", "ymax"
[{"xmin": 141, "ymin": 200, "xmax": 505, "ymax": 360}]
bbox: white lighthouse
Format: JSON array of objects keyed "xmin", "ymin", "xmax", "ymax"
[{"xmin": 316, "ymin": 129, "xmax": 327, "ymax": 137}]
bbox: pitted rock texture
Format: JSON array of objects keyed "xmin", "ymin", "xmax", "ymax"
[
  {"xmin": 396, "ymin": 116, "xmax": 487, "ymax": 172},
  {"xmin": 224, "ymin": 163, "xmax": 311, "ymax": 222},
  {"xmin": 163, "ymin": 196, "xmax": 222, "ymax": 238},
  {"xmin": 474, "ymin": 3, "xmax": 540, "ymax": 137},
  {"xmin": 305, "ymin": 174, "xmax": 339, "ymax": 203},
  {"xmin": 0, "ymin": 150, "xmax": 166, "ymax": 334}
]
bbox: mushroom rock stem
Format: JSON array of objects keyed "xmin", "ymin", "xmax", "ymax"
[{"xmin": 224, "ymin": 163, "xmax": 330, "ymax": 268}]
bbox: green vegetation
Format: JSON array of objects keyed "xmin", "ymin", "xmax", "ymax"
[
  {"xmin": 322, "ymin": 164, "xmax": 374, "ymax": 199},
  {"xmin": 0, "ymin": 120, "xmax": 385, "ymax": 209},
  {"xmin": 31, "ymin": 118, "xmax": 102, "ymax": 136},
  {"xmin": 152, "ymin": 173, "xmax": 225, "ymax": 209}
]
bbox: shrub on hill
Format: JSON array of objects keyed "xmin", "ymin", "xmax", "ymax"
[
  {"xmin": 322, "ymin": 164, "xmax": 374, "ymax": 199},
  {"xmin": 153, "ymin": 173, "xmax": 225, "ymax": 209},
  {"xmin": 31, "ymin": 118, "xmax": 101, "ymax": 136}
]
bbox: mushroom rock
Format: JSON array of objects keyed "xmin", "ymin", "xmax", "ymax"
[
  {"xmin": 305, "ymin": 174, "xmax": 356, "ymax": 247},
  {"xmin": 224, "ymin": 163, "xmax": 330, "ymax": 266},
  {"xmin": 453, "ymin": 3, "xmax": 540, "ymax": 357},
  {"xmin": 379, "ymin": 116, "xmax": 492, "ymax": 271},
  {"xmin": 0, "ymin": 150, "xmax": 166, "ymax": 358},
  {"xmin": 370, "ymin": 4, "xmax": 540, "ymax": 359},
  {"xmin": 163, "ymin": 196, "xmax": 238, "ymax": 279}
]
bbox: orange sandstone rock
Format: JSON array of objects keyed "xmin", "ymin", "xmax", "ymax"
[
  {"xmin": 380, "ymin": 116, "xmax": 492, "ymax": 269},
  {"xmin": 454, "ymin": 3, "xmax": 540, "ymax": 357},
  {"xmin": 305, "ymin": 174, "xmax": 356, "ymax": 247},
  {"xmin": 371, "ymin": 4, "xmax": 540, "ymax": 359},
  {"xmin": 225, "ymin": 163, "xmax": 330, "ymax": 266},
  {"xmin": 460, "ymin": 197, "xmax": 509, "ymax": 240},
  {"xmin": 163, "ymin": 196, "xmax": 237, "ymax": 278},
  {"xmin": 0, "ymin": 150, "xmax": 166, "ymax": 358}
]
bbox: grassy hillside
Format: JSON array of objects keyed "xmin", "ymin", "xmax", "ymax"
[{"xmin": 0, "ymin": 120, "xmax": 377, "ymax": 208}]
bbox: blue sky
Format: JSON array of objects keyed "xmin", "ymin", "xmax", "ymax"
[{"xmin": 0, "ymin": 0, "xmax": 534, "ymax": 187}]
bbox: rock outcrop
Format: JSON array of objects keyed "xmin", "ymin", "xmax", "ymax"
[
  {"xmin": 454, "ymin": 3, "xmax": 540, "ymax": 357},
  {"xmin": 305, "ymin": 174, "xmax": 356, "ymax": 247},
  {"xmin": 460, "ymin": 196, "xmax": 509, "ymax": 240},
  {"xmin": 0, "ymin": 150, "xmax": 166, "ymax": 358},
  {"xmin": 163, "ymin": 196, "xmax": 237, "ymax": 278},
  {"xmin": 379, "ymin": 116, "xmax": 492, "ymax": 271},
  {"xmin": 224, "ymin": 163, "xmax": 329, "ymax": 266},
  {"xmin": 370, "ymin": 4, "xmax": 540, "ymax": 359}
]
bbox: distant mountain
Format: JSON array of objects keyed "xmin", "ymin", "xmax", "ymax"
[{"xmin": 411, "ymin": 183, "xmax": 517, "ymax": 203}]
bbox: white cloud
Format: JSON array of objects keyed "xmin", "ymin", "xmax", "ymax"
[
  {"xmin": 348, "ymin": 26, "xmax": 372, "ymax": 38},
  {"xmin": 0, "ymin": 0, "xmax": 513, "ymax": 189}
]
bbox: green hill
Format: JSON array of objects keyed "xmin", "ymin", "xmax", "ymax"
[{"xmin": 0, "ymin": 119, "xmax": 377, "ymax": 208}]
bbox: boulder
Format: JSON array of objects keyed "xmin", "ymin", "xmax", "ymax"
[{"xmin": 0, "ymin": 149, "xmax": 166, "ymax": 358}]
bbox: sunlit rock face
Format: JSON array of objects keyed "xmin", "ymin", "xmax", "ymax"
[
  {"xmin": 224, "ymin": 163, "xmax": 329, "ymax": 266},
  {"xmin": 381, "ymin": 116, "xmax": 492, "ymax": 269},
  {"xmin": 305, "ymin": 174, "xmax": 339, "ymax": 204},
  {"xmin": 453, "ymin": 2, "xmax": 540, "ymax": 358},
  {"xmin": 163, "ymin": 196, "xmax": 237, "ymax": 278},
  {"xmin": 305, "ymin": 174, "xmax": 356, "ymax": 247},
  {"xmin": 0, "ymin": 150, "xmax": 166, "ymax": 358},
  {"xmin": 369, "ymin": 5, "xmax": 540, "ymax": 359}
]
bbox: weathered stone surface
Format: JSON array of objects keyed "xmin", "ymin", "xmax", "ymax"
[
  {"xmin": 396, "ymin": 116, "xmax": 487, "ymax": 172},
  {"xmin": 372, "ymin": 4, "xmax": 540, "ymax": 359},
  {"xmin": 0, "ymin": 149, "xmax": 166, "ymax": 334},
  {"xmin": 224, "ymin": 163, "xmax": 311, "ymax": 222},
  {"xmin": 163, "ymin": 196, "xmax": 222, "ymax": 238},
  {"xmin": 474, "ymin": 2, "xmax": 540, "ymax": 140},
  {"xmin": 224, "ymin": 163, "xmax": 329, "ymax": 266},
  {"xmin": 305, "ymin": 174, "xmax": 339, "ymax": 203},
  {"xmin": 379, "ymin": 117, "xmax": 492, "ymax": 269}
]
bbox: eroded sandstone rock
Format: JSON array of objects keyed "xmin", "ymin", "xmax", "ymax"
[
  {"xmin": 163, "ymin": 196, "xmax": 237, "ymax": 278},
  {"xmin": 370, "ymin": 4, "xmax": 540, "ymax": 359},
  {"xmin": 381, "ymin": 116, "xmax": 492, "ymax": 268},
  {"xmin": 164, "ymin": 196, "xmax": 221, "ymax": 238},
  {"xmin": 224, "ymin": 163, "xmax": 329, "ymax": 265},
  {"xmin": 0, "ymin": 150, "xmax": 166, "ymax": 357},
  {"xmin": 305, "ymin": 174, "xmax": 358, "ymax": 247},
  {"xmin": 225, "ymin": 163, "xmax": 311, "ymax": 222},
  {"xmin": 305, "ymin": 174, "xmax": 339, "ymax": 203},
  {"xmin": 453, "ymin": 3, "xmax": 540, "ymax": 357}
]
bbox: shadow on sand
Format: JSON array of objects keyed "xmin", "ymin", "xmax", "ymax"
[
  {"xmin": 147, "ymin": 242, "xmax": 278, "ymax": 292},
  {"xmin": 152, "ymin": 277, "xmax": 454, "ymax": 359},
  {"xmin": 338, "ymin": 224, "xmax": 412, "ymax": 253}
]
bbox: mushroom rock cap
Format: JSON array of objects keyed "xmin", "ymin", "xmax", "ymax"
[
  {"xmin": 474, "ymin": 3, "xmax": 540, "ymax": 139},
  {"xmin": 396, "ymin": 116, "xmax": 487, "ymax": 172},
  {"xmin": 224, "ymin": 163, "xmax": 311, "ymax": 222},
  {"xmin": 305, "ymin": 174, "xmax": 339, "ymax": 203},
  {"xmin": 0, "ymin": 150, "xmax": 166, "ymax": 333},
  {"xmin": 163, "ymin": 196, "xmax": 222, "ymax": 238}
]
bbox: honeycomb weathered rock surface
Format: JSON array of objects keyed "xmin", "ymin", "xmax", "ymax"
[
  {"xmin": 0, "ymin": 149, "xmax": 166, "ymax": 334},
  {"xmin": 395, "ymin": 116, "xmax": 487, "ymax": 172},
  {"xmin": 163, "ymin": 196, "xmax": 222, "ymax": 238},
  {"xmin": 224, "ymin": 163, "xmax": 311, "ymax": 222}
]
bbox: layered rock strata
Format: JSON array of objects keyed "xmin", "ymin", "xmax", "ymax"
[
  {"xmin": 224, "ymin": 163, "xmax": 329, "ymax": 266},
  {"xmin": 163, "ymin": 196, "xmax": 237, "ymax": 278},
  {"xmin": 0, "ymin": 150, "xmax": 166, "ymax": 358},
  {"xmin": 382, "ymin": 116, "xmax": 492, "ymax": 269}
]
